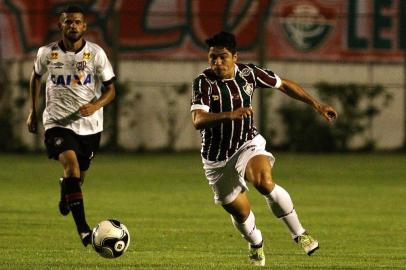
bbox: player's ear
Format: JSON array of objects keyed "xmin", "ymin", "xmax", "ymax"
[
  {"xmin": 58, "ymin": 13, "xmax": 64, "ymax": 30},
  {"xmin": 83, "ymin": 22, "xmax": 87, "ymax": 32},
  {"xmin": 233, "ymin": 52, "xmax": 238, "ymax": 62}
]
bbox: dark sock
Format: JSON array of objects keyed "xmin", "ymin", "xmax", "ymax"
[
  {"xmin": 60, "ymin": 178, "xmax": 68, "ymax": 203},
  {"xmin": 64, "ymin": 177, "xmax": 90, "ymax": 233}
]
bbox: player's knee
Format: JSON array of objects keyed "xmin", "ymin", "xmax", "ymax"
[
  {"xmin": 253, "ymin": 171, "xmax": 274, "ymax": 195},
  {"xmin": 232, "ymin": 209, "xmax": 251, "ymax": 223}
]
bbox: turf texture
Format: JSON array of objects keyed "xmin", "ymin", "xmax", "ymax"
[{"xmin": 0, "ymin": 152, "xmax": 405, "ymax": 269}]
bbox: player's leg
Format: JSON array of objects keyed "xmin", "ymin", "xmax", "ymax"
[
  {"xmin": 43, "ymin": 128, "xmax": 70, "ymax": 216},
  {"xmin": 222, "ymin": 192, "xmax": 265, "ymax": 266},
  {"xmin": 245, "ymin": 155, "xmax": 319, "ymax": 255},
  {"xmin": 223, "ymin": 191, "xmax": 262, "ymax": 245},
  {"xmin": 59, "ymin": 150, "xmax": 92, "ymax": 246},
  {"xmin": 77, "ymin": 170, "xmax": 91, "ymax": 245},
  {"xmin": 79, "ymin": 171, "xmax": 86, "ymax": 185},
  {"xmin": 58, "ymin": 177, "xmax": 70, "ymax": 216},
  {"xmin": 58, "ymin": 167, "xmax": 86, "ymax": 216},
  {"xmin": 245, "ymin": 155, "xmax": 305, "ymax": 235},
  {"xmin": 204, "ymin": 158, "xmax": 265, "ymax": 266}
]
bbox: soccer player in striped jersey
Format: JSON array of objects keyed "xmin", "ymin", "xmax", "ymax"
[
  {"xmin": 26, "ymin": 5, "xmax": 116, "ymax": 247},
  {"xmin": 191, "ymin": 31, "xmax": 337, "ymax": 266}
]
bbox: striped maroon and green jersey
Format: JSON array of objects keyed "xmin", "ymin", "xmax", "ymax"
[{"xmin": 191, "ymin": 63, "xmax": 281, "ymax": 162}]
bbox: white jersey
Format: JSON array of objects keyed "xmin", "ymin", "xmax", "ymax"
[{"xmin": 34, "ymin": 40, "xmax": 115, "ymax": 135}]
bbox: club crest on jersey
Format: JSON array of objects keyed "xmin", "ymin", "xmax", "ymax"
[
  {"xmin": 50, "ymin": 74, "xmax": 92, "ymax": 86},
  {"xmin": 83, "ymin": 52, "xmax": 91, "ymax": 60},
  {"xmin": 243, "ymin": 83, "xmax": 254, "ymax": 96},
  {"xmin": 51, "ymin": 52, "xmax": 58, "ymax": 60},
  {"xmin": 76, "ymin": 61, "xmax": 87, "ymax": 71},
  {"xmin": 212, "ymin": 95, "xmax": 220, "ymax": 101}
]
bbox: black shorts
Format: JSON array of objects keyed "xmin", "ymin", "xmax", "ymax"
[{"xmin": 44, "ymin": 127, "xmax": 101, "ymax": 171}]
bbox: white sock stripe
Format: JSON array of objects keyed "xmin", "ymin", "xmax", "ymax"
[{"xmin": 277, "ymin": 207, "xmax": 295, "ymax": 218}]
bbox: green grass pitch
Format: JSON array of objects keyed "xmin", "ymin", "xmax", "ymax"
[{"xmin": 0, "ymin": 152, "xmax": 405, "ymax": 269}]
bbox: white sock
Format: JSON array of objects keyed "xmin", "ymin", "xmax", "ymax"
[
  {"xmin": 231, "ymin": 211, "xmax": 263, "ymax": 246},
  {"xmin": 265, "ymin": 184, "xmax": 306, "ymax": 238}
]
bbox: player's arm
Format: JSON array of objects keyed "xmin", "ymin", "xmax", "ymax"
[
  {"xmin": 191, "ymin": 107, "xmax": 253, "ymax": 130},
  {"xmin": 79, "ymin": 81, "xmax": 116, "ymax": 117},
  {"xmin": 277, "ymin": 78, "xmax": 337, "ymax": 122},
  {"xmin": 27, "ymin": 70, "xmax": 42, "ymax": 134}
]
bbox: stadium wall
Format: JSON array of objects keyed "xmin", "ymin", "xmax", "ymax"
[
  {"xmin": 117, "ymin": 60, "xmax": 404, "ymax": 151},
  {"xmin": 14, "ymin": 59, "xmax": 403, "ymax": 151}
]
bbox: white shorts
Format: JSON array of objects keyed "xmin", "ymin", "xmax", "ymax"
[{"xmin": 202, "ymin": 134, "xmax": 275, "ymax": 205}]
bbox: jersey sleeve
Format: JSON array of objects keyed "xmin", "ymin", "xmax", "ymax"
[
  {"xmin": 190, "ymin": 76, "xmax": 211, "ymax": 112},
  {"xmin": 33, "ymin": 47, "xmax": 48, "ymax": 76},
  {"xmin": 249, "ymin": 64, "xmax": 282, "ymax": 89},
  {"xmin": 94, "ymin": 49, "xmax": 115, "ymax": 82}
]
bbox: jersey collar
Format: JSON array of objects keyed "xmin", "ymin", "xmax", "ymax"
[
  {"xmin": 58, "ymin": 40, "xmax": 86, "ymax": 54},
  {"xmin": 222, "ymin": 64, "xmax": 239, "ymax": 81}
]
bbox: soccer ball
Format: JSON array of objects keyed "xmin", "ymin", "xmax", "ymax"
[{"xmin": 91, "ymin": 219, "xmax": 130, "ymax": 258}]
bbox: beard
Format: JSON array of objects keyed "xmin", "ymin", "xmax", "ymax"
[{"xmin": 65, "ymin": 31, "xmax": 83, "ymax": 42}]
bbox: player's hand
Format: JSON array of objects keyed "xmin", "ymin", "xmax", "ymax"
[
  {"xmin": 317, "ymin": 104, "xmax": 337, "ymax": 122},
  {"xmin": 27, "ymin": 111, "xmax": 38, "ymax": 134},
  {"xmin": 229, "ymin": 107, "xmax": 253, "ymax": 120},
  {"xmin": 79, "ymin": 103, "xmax": 100, "ymax": 117}
]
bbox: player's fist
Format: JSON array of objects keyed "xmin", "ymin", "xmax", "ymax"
[
  {"xmin": 79, "ymin": 103, "xmax": 100, "ymax": 117},
  {"xmin": 317, "ymin": 104, "xmax": 337, "ymax": 122},
  {"xmin": 27, "ymin": 111, "xmax": 38, "ymax": 134},
  {"xmin": 230, "ymin": 107, "xmax": 253, "ymax": 120}
]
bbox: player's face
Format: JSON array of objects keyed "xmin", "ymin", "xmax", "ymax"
[
  {"xmin": 59, "ymin": 12, "xmax": 86, "ymax": 42},
  {"xmin": 208, "ymin": 47, "xmax": 237, "ymax": 79}
]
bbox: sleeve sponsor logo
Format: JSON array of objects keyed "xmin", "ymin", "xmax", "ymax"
[{"xmin": 240, "ymin": 67, "xmax": 252, "ymax": 77}]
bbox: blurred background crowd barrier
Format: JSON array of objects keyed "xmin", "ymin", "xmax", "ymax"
[{"xmin": 1, "ymin": 0, "xmax": 405, "ymax": 152}]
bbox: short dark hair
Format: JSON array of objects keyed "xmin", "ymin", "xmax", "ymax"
[
  {"xmin": 60, "ymin": 5, "xmax": 85, "ymax": 15},
  {"xmin": 205, "ymin": 31, "xmax": 237, "ymax": 54}
]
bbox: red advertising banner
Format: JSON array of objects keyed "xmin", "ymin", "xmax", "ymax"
[
  {"xmin": 0, "ymin": 0, "xmax": 405, "ymax": 62},
  {"xmin": 269, "ymin": 0, "xmax": 406, "ymax": 62}
]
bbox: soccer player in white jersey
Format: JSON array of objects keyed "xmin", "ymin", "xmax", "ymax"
[
  {"xmin": 191, "ymin": 31, "xmax": 338, "ymax": 266},
  {"xmin": 26, "ymin": 5, "xmax": 116, "ymax": 247}
]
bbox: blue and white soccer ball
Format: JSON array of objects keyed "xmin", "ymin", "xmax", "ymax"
[{"xmin": 91, "ymin": 219, "xmax": 130, "ymax": 258}]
